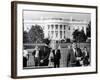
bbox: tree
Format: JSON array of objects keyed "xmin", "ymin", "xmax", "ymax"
[
  {"xmin": 86, "ymin": 21, "xmax": 91, "ymax": 37},
  {"xmin": 80, "ymin": 29, "xmax": 87, "ymax": 42},
  {"xmin": 28, "ymin": 25, "xmax": 44, "ymax": 43},
  {"xmin": 23, "ymin": 31, "xmax": 29, "ymax": 43},
  {"xmin": 72, "ymin": 29, "xmax": 87, "ymax": 42},
  {"xmin": 72, "ymin": 29, "xmax": 79, "ymax": 42}
]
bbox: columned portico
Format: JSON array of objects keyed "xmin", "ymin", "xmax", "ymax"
[{"xmin": 24, "ymin": 17, "xmax": 89, "ymax": 42}]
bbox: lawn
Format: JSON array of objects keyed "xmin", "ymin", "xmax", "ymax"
[{"xmin": 24, "ymin": 42, "xmax": 91, "ymax": 68}]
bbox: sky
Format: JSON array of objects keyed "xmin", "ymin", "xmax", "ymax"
[
  {"xmin": 23, "ymin": 10, "xmax": 91, "ymax": 21},
  {"xmin": 23, "ymin": 10, "xmax": 91, "ymax": 32}
]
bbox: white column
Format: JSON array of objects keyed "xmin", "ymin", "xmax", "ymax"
[
  {"xmin": 50, "ymin": 25, "xmax": 52, "ymax": 40},
  {"xmin": 62, "ymin": 25, "xmax": 64, "ymax": 39},
  {"xmin": 58, "ymin": 25, "xmax": 60, "ymax": 39},
  {"xmin": 84, "ymin": 25, "xmax": 87, "ymax": 34}
]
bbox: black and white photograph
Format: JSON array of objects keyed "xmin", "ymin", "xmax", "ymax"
[
  {"xmin": 11, "ymin": 1, "xmax": 97, "ymax": 78},
  {"xmin": 23, "ymin": 10, "xmax": 91, "ymax": 69}
]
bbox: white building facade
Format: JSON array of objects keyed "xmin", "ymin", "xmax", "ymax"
[{"xmin": 24, "ymin": 17, "xmax": 89, "ymax": 41}]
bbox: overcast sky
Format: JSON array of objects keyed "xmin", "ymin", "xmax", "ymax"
[{"xmin": 23, "ymin": 10, "xmax": 91, "ymax": 21}]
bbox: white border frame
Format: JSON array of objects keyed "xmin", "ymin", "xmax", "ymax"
[{"xmin": 16, "ymin": 3, "xmax": 97, "ymax": 77}]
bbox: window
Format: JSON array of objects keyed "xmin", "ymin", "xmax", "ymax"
[
  {"xmin": 64, "ymin": 25, "xmax": 66, "ymax": 30},
  {"xmin": 51, "ymin": 31, "xmax": 54, "ymax": 35},
  {"xmin": 64, "ymin": 31, "xmax": 66, "ymax": 38},
  {"xmin": 51, "ymin": 31, "xmax": 54, "ymax": 38},
  {"xmin": 64, "ymin": 31, "xmax": 65, "ymax": 35},
  {"xmin": 60, "ymin": 25, "xmax": 62, "ymax": 29},
  {"xmin": 55, "ymin": 25, "xmax": 58, "ymax": 29},
  {"xmin": 68, "ymin": 27, "xmax": 70, "ymax": 30},
  {"xmin": 51, "ymin": 25, "xmax": 54, "ymax": 30},
  {"xmin": 48, "ymin": 32, "xmax": 50, "ymax": 38},
  {"xmin": 60, "ymin": 31, "xmax": 62, "ymax": 38}
]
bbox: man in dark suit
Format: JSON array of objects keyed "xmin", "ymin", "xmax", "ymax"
[
  {"xmin": 67, "ymin": 42, "xmax": 82, "ymax": 67},
  {"xmin": 82, "ymin": 47, "xmax": 90, "ymax": 66},
  {"xmin": 52, "ymin": 45, "xmax": 61, "ymax": 68},
  {"xmin": 23, "ymin": 48, "xmax": 29, "ymax": 67},
  {"xmin": 39, "ymin": 44, "xmax": 51, "ymax": 66}
]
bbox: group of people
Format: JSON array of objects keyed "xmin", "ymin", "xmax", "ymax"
[
  {"xmin": 23, "ymin": 42, "xmax": 90, "ymax": 68},
  {"xmin": 32, "ymin": 43, "xmax": 61, "ymax": 68},
  {"xmin": 67, "ymin": 43, "xmax": 90, "ymax": 67}
]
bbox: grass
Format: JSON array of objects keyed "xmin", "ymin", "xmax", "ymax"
[{"xmin": 24, "ymin": 43, "xmax": 91, "ymax": 68}]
